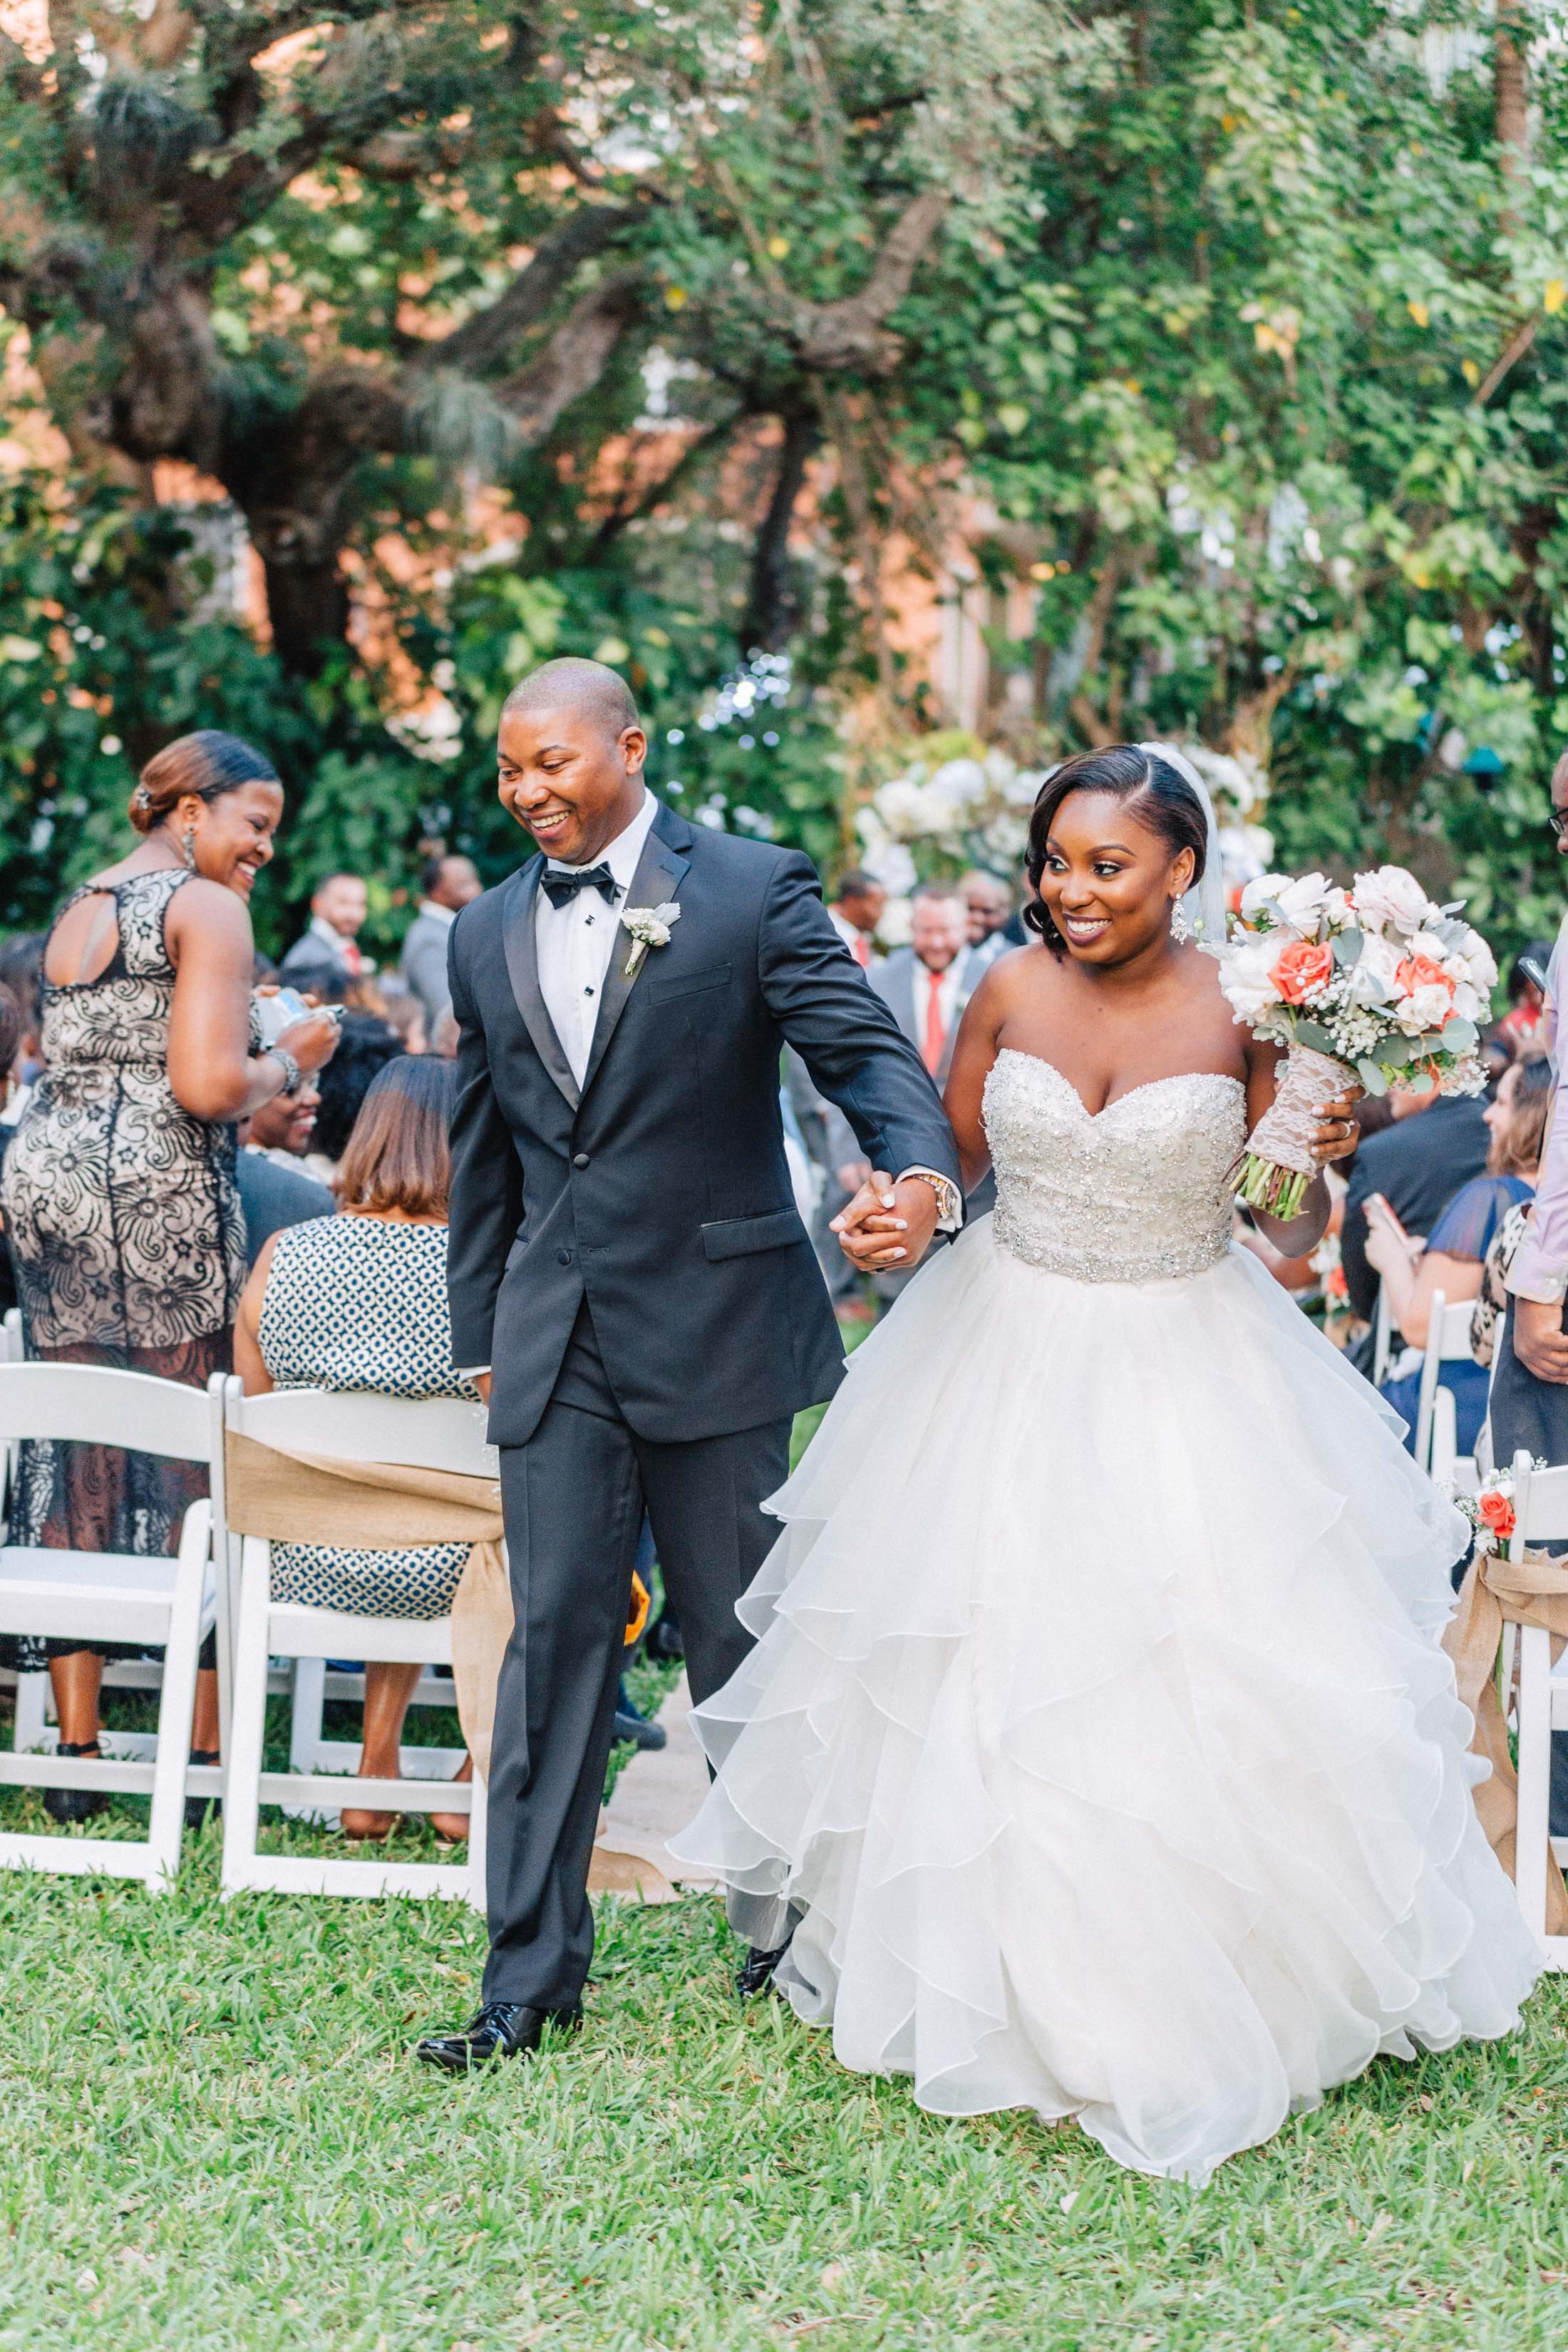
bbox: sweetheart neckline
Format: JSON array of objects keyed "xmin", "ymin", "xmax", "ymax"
[{"xmin": 992, "ymin": 1046, "xmax": 1247, "ymax": 1123}]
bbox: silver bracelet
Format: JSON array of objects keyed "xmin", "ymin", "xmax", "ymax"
[{"xmin": 270, "ymin": 1049, "xmax": 302, "ymax": 1097}]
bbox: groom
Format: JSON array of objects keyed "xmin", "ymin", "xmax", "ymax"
[{"xmin": 417, "ymin": 658, "xmax": 961, "ymax": 2070}]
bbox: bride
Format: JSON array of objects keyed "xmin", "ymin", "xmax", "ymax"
[{"xmin": 672, "ymin": 741, "xmax": 1542, "ymax": 2184}]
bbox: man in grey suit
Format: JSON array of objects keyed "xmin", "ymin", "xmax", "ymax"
[
  {"xmin": 870, "ymin": 882, "xmax": 985, "ymax": 1089},
  {"xmin": 400, "ymin": 854, "xmax": 482, "ymax": 1029}
]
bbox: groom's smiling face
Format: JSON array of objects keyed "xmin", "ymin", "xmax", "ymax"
[{"xmin": 497, "ymin": 699, "xmax": 648, "ymax": 867}]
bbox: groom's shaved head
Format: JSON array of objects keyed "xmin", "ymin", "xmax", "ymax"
[{"xmin": 502, "ymin": 658, "xmax": 640, "ymax": 746}]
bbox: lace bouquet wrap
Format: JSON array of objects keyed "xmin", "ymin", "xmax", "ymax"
[{"xmin": 1211, "ymin": 865, "xmax": 1497, "ymax": 1222}]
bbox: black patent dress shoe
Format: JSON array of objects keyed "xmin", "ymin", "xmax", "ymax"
[
  {"xmin": 612, "ymin": 1679, "xmax": 667, "ymax": 1751},
  {"xmin": 44, "ymin": 1740, "xmax": 109, "ymax": 1825},
  {"xmin": 415, "ymin": 2000, "xmax": 582, "ymax": 2073},
  {"xmin": 646, "ymin": 1611, "xmax": 684, "ymax": 1664},
  {"xmin": 736, "ymin": 1940, "xmax": 793, "ymax": 2001}
]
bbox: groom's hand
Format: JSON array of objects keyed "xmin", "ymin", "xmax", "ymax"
[
  {"xmin": 1515, "ymin": 1299, "xmax": 1568, "ymax": 1385},
  {"xmin": 832, "ymin": 1171, "xmax": 939, "ymax": 1272}
]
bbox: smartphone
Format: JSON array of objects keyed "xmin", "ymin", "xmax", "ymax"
[
  {"xmin": 1520, "ymin": 954, "xmax": 1551, "ymax": 999},
  {"xmin": 252, "ymin": 986, "xmax": 312, "ymax": 1046},
  {"xmin": 1363, "ymin": 1191, "xmax": 1409, "ymax": 1243}
]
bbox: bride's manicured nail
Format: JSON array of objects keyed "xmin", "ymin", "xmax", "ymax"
[
  {"xmin": 881, "ymin": 1191, "xmax": 897, "ymax": 1207},
  {"xmin": 891, "ymin": 1247, "xmax": 907, "ymax": 1259}
]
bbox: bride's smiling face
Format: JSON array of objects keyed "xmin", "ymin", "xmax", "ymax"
[{"xmin": 1038, "ymin": 789, "xmax": 1196, "ymax": 965}]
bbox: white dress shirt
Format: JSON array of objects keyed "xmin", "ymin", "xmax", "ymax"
[
  {"xmin": 535, "ymin": 788, "xmax": 659, "ymax": 1089},
  {"xmin": 416, "ymin": 897, "xmax": 458, "ymax": 932}
]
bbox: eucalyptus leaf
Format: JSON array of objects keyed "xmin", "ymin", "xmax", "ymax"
[
  {"xmin": 1294, "ymin": 1018, "xmax": 1337, "ymax": 1053},
  {"xmin": 1443, "ymin": 1017, "xmax": 1477, "ymax": 1051},
  {"xmin": 1332, "ymin": 929, "xmax": 1363, "ymax": 967},
  {"xmin": 1356, "ymin": 1058, "xmax": 1389, "ymax": 1095}
]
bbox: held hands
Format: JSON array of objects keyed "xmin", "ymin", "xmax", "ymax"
[
  {"xmin": 832, "ymin": 1171, "xmax": 940, "ymax": 1273},
  {"xmin": 1513, "ymin": 1298, "xmax": 1568, "ymax": 1386}
]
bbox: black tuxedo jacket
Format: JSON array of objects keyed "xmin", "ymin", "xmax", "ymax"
[{"xmin": 446, "ymin": 799, "xmax": 961, "ymax": 1448}]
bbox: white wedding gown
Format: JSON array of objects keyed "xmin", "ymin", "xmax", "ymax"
[{"xmin": 671, "ymin": 1048, "xmax": 1542, "ymax": 2182}]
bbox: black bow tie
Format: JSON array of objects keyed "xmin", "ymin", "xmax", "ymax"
[{"xmin": 541, "ymin": 862, "xmax": 620, "ymax": 910}]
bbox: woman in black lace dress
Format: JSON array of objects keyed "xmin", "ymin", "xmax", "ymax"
[{"xmin": 1, "ymin": 732, "xmax": 339, "ymax": 1813}]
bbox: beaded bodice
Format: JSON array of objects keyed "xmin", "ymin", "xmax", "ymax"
[{"xmin": 982, "ymin": 1049, "xmax": 1246, "ymax": 1284}]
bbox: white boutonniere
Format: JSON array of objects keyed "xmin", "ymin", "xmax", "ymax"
[{"xmin": 621, "ymin": 900, "xmax": 681, "ymax": 977}]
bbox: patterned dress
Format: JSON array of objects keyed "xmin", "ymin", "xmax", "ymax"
[
  {"xmin": 1, "ymin": 870, "xmax": 245, "ymax": 1646},
  {"xmin": 257, "ymin": 1215, "xmax": 479, "ymax": 1617}
]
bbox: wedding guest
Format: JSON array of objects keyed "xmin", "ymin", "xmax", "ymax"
[
  {"xmin": 0, "ymin": 730, "xmax": 339, "ymax": 1812},
  {"xmin": 378, "ymin": 986, "xmax": 429, "ymax": 1058},
  {"xmin": 871, "ymin": 884, "xmax": 983, "ymax": 1088},
  {"xmin": 0, "ymin": 981, "xmax": 22, "ymax": 1317},
  {"xmin": 1470, "ymin": 1060, "xmax": 1554, "ymax": 1369},
  {"xmin": 280, "ymin": 871, "xmax": 374, "ymax": 991},
  {"xmin": 1340, "ymin": 1078, "xmax": 1491, "ymax": 1325},
  {"xmin": 237, "ymin": 1073, "xmax": 334, "ymax": 1268},
  {"xmin": 0, "ymin": 933, "xmax": 43, "ymax": 1087},
  {"xmin": 1366, "ymin": 1054, "xmax": 1549, "ymax": 1453},
  {"xmin": 304, "ymin": 1010, "xmax": 401, "ymax": 1175},
  {"xmin": 827, "ymin": 870, "xmax": 885, "ymax": 970},
  {"xmin": 401, "ymin": 855, "xmax": 482, "ymax": 1029},
  {"xmin": 233, "ymin": 1054, "xmax": 476, "ymax": 1841},
  {"xmin": 960, "ymin": 870, "xmax": 1018, "ymax": 967},
  {"xmin": 1496, "ymin": 943, "xmax": 1554, "ymax": 1061}
]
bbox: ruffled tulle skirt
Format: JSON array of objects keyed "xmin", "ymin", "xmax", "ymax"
[{"xmin": 671, "ymin": 1217, "xmax": 1542, "ymax": 2183}]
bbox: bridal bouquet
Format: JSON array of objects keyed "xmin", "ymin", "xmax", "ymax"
[{"xmin": 1212, "ymin": 865, "xmax": 1497, "ymax": 1221}]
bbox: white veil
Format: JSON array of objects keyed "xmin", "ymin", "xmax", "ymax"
[{"xmin": 1138, "ymin": 740, "xmax": 1227, "ymax": 944}]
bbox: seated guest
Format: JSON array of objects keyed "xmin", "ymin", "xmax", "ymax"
[
  {"xmin": 1340, "ymin": 1076, "xmax": 1492, "ymax": 1325},
  {"xmin": 236, "ymin": 1076, "xmax": 333, "ymax": 1269},
  {"xmin": 401, "ymin": 854, "xmax": 480, "ymax": 1028},
  {"xmin": 304, "ymin": 1009, "xmax": 402, "ymax": 1177},
  {"xmin": 279, "ymin": 872, "xmax": 375, "ymax": 992},
  {"xmin": 1471, "ymin": 1063, "xmax": 1555, "ymax": 1369},
  {"xmin": 1366, "ymin": 1054, "xmax": 1550, "ymax": 1453},
  {"xmin": 233, "ymin": 1055, "xmax": 476, "ymax": 1840}
]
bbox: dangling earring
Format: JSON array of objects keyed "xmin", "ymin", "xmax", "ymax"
[
  {"xmin": 180, "ymin": 825, "xmax": 197, "ymax": 872},
  {"xmin": 1170, "ymin": 899, "xmax": 1193, "ymax": 944}
]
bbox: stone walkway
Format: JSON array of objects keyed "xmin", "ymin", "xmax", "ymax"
[{"xmin": 588, "ymin": 1671, "xmax": 721, "ymax": 1902}]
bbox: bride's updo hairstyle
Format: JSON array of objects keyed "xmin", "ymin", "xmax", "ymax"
[
  {"xmin": 127, "ymin": 729, "xmax": 279, "ymax": 834},
  {"xmin": 1024, "ymin": 744, "xmax": 1209, "ymax": 955}
]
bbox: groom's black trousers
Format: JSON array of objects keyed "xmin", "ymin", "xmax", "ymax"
[{"xmin": 483, "ymin": 1301, "xmax": 793, "ymax": 2008}]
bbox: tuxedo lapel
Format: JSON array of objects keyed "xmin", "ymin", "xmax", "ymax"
[
  {"xmin": 502, "ymin": 858, "xmax": 580, "ymax": 1111},
  {"xmin": 580, "ymin": 805, "xmax": 692, "ymax": 1101}
]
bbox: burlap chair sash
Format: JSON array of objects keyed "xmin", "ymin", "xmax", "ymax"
[
  {"xmin": 1442, "ymin": 1544, "xmax": 1568, "ymax": 1935},
  {"xmin": 222, "ymin": 1430, "xmax": 513, "ymax": 1781}
]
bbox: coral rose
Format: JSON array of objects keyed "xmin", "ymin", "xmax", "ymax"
[
  {"xmin": 1396, "ymin": 951, "xmax": 1456, "ymax": 1004},
  {"xmin": 1477, "ymin": 1490, "xmax": 1515, "ymax": 1539},
  {"xmin": 1270, "ymin": 939, "xmax": 1335, "ymax": 1005}
]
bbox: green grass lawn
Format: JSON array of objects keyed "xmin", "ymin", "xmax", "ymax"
[
  {"xmin": 1, "ymin": 1861, "xmax": 1567, "ymax": 2352},
  {"xmin": 5, "ymin": 1316, "xmax": 1568, "ymax": 2348}
]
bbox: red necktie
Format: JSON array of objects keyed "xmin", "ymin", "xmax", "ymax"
[
  {"xmin": 852, "ymin": 933, "xmax": 870, "ymax": 969},
  {"xmin": 922, "ymin": 969, "xmax": 944, "ymax": 1073},
  {"xmin": 341, "ymin": 938, "xmax": 363, "ymax": 978}
]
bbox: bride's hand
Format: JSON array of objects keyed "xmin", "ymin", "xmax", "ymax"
[
  {"xmin": 1310, "ymin": 1088, "xmax": 1361, "ymax": 1168},
  {"xmin": 832, "ymin": 1171, "xmax": 939, "ymax": 1271}
]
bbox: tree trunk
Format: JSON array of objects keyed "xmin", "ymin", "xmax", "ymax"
[
  {"xmin": 254, "ymin": 542, "xmax": 353, "ymax": 679},
  {"xmin": 740, "ymin": 408, "xmax": 818, "ymax": 654},
  {"xmin": 1496, "ymin": 1, "xmax": 1529, "ymax": 191}
]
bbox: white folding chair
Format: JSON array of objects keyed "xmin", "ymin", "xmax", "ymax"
[
  {"xmin": 1371, "ymin": 1282, "xmax": 1394, "ymax": 1388},
  {"xmin": 217, "ymin": 1378, "xmax": 493, "ymax": 1905},
  {"xmin": 1506, "ymin": 1448, "xmax": 1568, "ymax": 1968},
  {"xmin": 1413, "ymin": 1292, "xmax": 1482, "ymax": 1480},
  {"xmin": 0, "ymin": 1361, "xmax": 217, "ymax": 1885}
]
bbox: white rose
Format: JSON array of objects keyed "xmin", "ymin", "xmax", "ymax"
[
  {"xmin": 1343, "ymin": 934, "xmax": 1401, "ymax": 1008},
  {"xmin": 1400, "ymin": 981, "xmax": 1455, "ymax": 1031},
  {"xmin": 1272, "ymin": 872, "xmax": 1336, "ymax": 932},
  {"xmin": 1239, "ymin": 872, "xmax": 1294, "ymax": 926},
  {"xmin": 1352, "ymin": 865, "xmax": 1433, "ymax": 939},
  {"xmin": 1219, "ymin": 936, "xmax": 1282, "ymax": 1022},
  {"xmin": 1450, "ymin": 979, "xmax": 1482, "ymax": 1023},
  {"xmin": 1457, "ymin": 927, "xmax": 1499, "ymax": 993}
]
